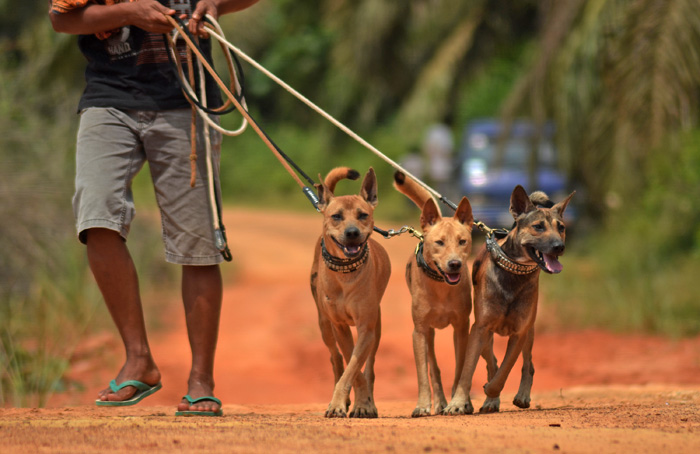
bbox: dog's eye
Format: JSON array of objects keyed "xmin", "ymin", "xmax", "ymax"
[
  {"xmin": 532, "ymin": 222, "xmax": 545, "ymax": 232},
  {"xmin": 557, "ymin": 223, "xmax": 566, "ymax": 233},
  {"xmin": 357, "ymin": 212, "xmax": 369, "ymax": 221},
  {"xmin": 435, "ymin": 240, "xmax": 445, "ymax": 246},
  {"xmin": 331, "ymin": 213, "xmax": 343, "ymax": 221},
  {"xmin": 459, "ymin": 239, "xmax": 467, "ymax": 246}
]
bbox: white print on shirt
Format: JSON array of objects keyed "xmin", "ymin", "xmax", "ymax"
[{"xmin": 103, "ymin": 0, "xmax": 193, "ymax": 62}]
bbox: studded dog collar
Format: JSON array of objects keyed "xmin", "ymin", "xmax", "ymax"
[
  {"xmin": 485, "ymin": 235, "xmax": 539, "ymax": 275},
  {"xmin": 321, "ymin": 238, "xmax": 369, "ymax": 273},
  {"xmin": 414, "ymin": 241, "xmax": 445, "ymax": 282}
]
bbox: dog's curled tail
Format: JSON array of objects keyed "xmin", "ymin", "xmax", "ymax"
[
  {"xmin": 323, "ymin": 167, "xmax": 361, "ymax": 193},
  {"xmin": 393, "ymin": 171, "xmax": 435, "ymax": 210},
  {"xmin": 530, "ymin": 191, "xmax": 554, "ymax": 208}
]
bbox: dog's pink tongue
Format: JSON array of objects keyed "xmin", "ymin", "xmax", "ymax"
[
  {"xmin": 544, "ymin": 254, "xmax": 563, "ymax": 274},
  {"xmin": 446, "ymin": 273, "xmax": 461, "ymax": 284},
  {"xmin": 345, "ymin": 245, "xmax": 361, "ymax": 255}
]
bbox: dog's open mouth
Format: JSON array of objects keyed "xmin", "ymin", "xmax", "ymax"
[
  {"xmin": 435, "ymin": 263, "xmax": 462, "ymax": 285},
  {"xmin": 331, "ymin": 236, "xmax": 365, "ymax": 258},
  {"xmin": 528, "ymin": 247, "xmax": 563, "ymax": 274},
  {"xmin": 444, "ymin": 273, "xmax": 461, "ymax": 285}
]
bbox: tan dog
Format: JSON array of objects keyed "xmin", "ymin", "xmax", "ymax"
[
  {"xmin": 310, "ymin": 167, "xmax": 391, "ymax": 418},
  {"xmin": 444, "ymin": 185, "xmax": 574, "ymax": 415},
  {"xmin": 393, "ymin": 171, "xmax": 474, "ymax": 417}
]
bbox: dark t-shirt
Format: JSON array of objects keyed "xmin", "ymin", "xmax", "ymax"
[{"xmin": 76, "ymin": 0, "xmax": 222, "ymax": 112}]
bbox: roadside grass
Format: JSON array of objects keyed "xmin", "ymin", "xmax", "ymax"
[{"xmin": 542, "ymin": 238, "xmax": 700, "ymax": 338}]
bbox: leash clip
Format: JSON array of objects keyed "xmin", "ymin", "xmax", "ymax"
[{"xmin": 375, "ymin": 225, "xmax": 423, "ymax": 240}]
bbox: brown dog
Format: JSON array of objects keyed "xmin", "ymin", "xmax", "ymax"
[
  {"xmin": 393, "ymin": 171, "xmax": 474, "ymax": 417},
  {"xmin": 310, "ymin": 167, "xmax": 391, "ymax": 418},
  {"xmin": 444, "ymin": 185, "xmax": 574, "ymax": 415}
]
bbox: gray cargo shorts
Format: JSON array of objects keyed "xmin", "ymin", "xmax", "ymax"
[{"xmin": 73, "ymin": 107, "xmax": 224, "ymax": 265}]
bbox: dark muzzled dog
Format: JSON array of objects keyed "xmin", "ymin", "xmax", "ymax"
[
  {"xmin": 444, "ymin": 185, "xmax": 574, "ymax": 415},
  {"xmin": 310, "ymin": 167, "xmax": 391, "ymax": 418},
  {"xmin": 393, "ymin": 171, "xmax": 475, "ymax": 417}
]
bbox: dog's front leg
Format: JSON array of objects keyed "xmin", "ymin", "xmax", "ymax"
[
  {"xmin": 327, "ymin": 324, "xmax": 376, "ymax": 418},
  {"xmin": 426, "ymin": 328, "xmax": 448, "ymax": 414},
  {"xmin": 411, "ymin": 326, "xmax": 434, "ymax": 417},
  {"xmin": 513, "ymin": 326, "xmax": 535, "ymax": 409},
  {"xmin": 444, "ymin": 324, "xmax": 490, "ymax": 415},
  {"xmin": 479, "ymin": 334, "xmax": 501, "ymax": 413},
  {"xmin": 483, "ymin": 333, "xmax": 527, "ymax": 400}
]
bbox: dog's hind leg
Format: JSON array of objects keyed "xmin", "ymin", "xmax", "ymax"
[
  {"xmin": 479, "ymin": 333, "xmax": 501, "ymax": 413},
  {"xmin": 513, "ymin": 326, "xmax": 535, "ymax": 409},
  {"xmin": 450, "ymin": 321, "xmax": 469, "ymax": 399},
  {"xmin": 363, "ymin": 307, "xmax": 381, "ymax": 403}
]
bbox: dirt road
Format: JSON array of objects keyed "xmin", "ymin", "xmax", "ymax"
[{"xmin": 2, "ymin": 207, "xmax": 699, "ymax": 453}]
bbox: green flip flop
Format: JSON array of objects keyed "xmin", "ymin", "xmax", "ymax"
[
  {"xmin": 95, "ymin": 379, "xmax": 162, "ymax": 407},
  {"xmin": 175, "ymin": 395, "xmax": 223, "ymax": 417}
]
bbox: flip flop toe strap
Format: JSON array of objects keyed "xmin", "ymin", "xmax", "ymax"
[
  {"xmin": 183, "ymin": 395, "xmax": 222, "ymax": 406},
  {"xmin": 109, "ymin": 379, "xmax": 155, "ymax": 393}
]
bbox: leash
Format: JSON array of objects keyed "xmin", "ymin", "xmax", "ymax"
[
  {"xmin": 202, "ymin": 19, "xmax": 518, "ymax": 238},
  {"xmin": 197, "ymin": 16, "xmax": 461, "ymax": 213},
  {"xmin": 166, "ymin": 15, "xmax": 509, "ymax": 249}
]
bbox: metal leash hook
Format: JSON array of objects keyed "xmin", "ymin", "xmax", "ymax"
[{"xmin": 373, "ymin": 225, "xmax": 424, "ymax": 240}]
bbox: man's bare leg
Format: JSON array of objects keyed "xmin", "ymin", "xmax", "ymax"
[
  {"xmin": 87, "ymin": 228, "xmax": 161, "ymax": 402},
  {"xmin": 177, "ymin": 264, "xmax": 223, "ymax": 413}
]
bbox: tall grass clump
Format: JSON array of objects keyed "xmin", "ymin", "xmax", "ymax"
[
  {"xmin": 0, "ymin": 13, "xmax": 176, "ymax": 407},
  {"xmin": 543, "ymin": 131, "xmax": 700, "ymax": 337}
]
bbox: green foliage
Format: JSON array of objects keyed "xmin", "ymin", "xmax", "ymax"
[
  {"xmin": 454, "ymin": 43, "xmax": 536, "ymax": 127},
  {"xmin": 543, "ymin": 130, "xmax": 700, "ymax": 337}
]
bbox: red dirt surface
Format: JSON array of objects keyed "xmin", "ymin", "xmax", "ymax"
[{"xmin": 2, "ymin": 207, "xmax": 699, "ymax": 453}]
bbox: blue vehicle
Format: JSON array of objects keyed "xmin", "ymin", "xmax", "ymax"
[{"xmin": 456, "ymin": 119, "xmax": 571, "ymax": 228}]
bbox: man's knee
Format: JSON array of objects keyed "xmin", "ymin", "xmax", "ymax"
[{"xmin": 83, "ymin": 227, "xmax": 123, "ymax": 245}]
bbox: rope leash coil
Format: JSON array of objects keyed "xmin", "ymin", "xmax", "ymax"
[{"xmin": 165, "ymin": 15, "xmax": 320, "ymax": 206}]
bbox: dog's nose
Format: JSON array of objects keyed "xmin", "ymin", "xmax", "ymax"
[
  {"xmin": 551, "ymin": 242, "xmax": 565, "ymax": 255},
  {"xmin": 345, "ymin": 226, "xmax": 361, "ymax": 240},
  {"xmin": 447, "ymin": 260, "xmax": 462, "ymax": 272}
]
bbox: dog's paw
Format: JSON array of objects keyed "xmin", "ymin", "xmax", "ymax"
[
  {"xmin": 349, "ymin": 405, "xmax": 378, "ymax": 418},
  {"xmin": 325, "ymin": 404, "xmax": 347, "ymax": 418},
  {"xmin": 442, "ymin": 401, "xmax": 474, "ymax": 416},
  {"xmin": 479, "ymin": 397, "xmax": 501, "ymax": 414},
  {"xmin": 513, "ymin": 394, "xmax": 531, "ymax": 409},
  {"xmin": 411, "ymin": 407, "xmax": 431, "ymax": 418},
  {"xmin": 434, "ymin": 399, "xmax": 448, "ymax": 415},
  {"xmin": 483, "ymin": 381, "xmax": 502, "ymax": 399}
]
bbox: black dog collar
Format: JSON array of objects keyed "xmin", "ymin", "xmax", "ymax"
[
  {"xmin": 414, "ymin": 241, "xmax": 445, "ymax": 283},
  {"xmin": 321, "ymin": 238, "xmax": 369, "ymax": 273}
]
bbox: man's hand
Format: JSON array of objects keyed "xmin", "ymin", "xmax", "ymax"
[
  {"xmin": 187, "ymin": 0, "xmax": 219, "ymax": 37},
  {"xmin": 129, "ymin": 0, "xmax": 176, "ymax": 34}
]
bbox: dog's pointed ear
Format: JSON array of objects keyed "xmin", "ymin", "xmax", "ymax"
[
  {"xmin": 360, "ymin": 167, "xmax": 378, "ymax": 207},
  {"xmin": 510, "ymin": 185, "xmax": 536, "ymax": 219},
  {"xmin": 553, "ymin": 190, "xmax": 575, "ymax": 217},
  {"xmin": 316, "ymin": 174, "xmax": 333, "ymax": 212},
  {"xmin": 454, "ymin": 196, "xmax": 473, "ymax": 227},
  {"xmin": 420, "ymin": 198, "xmax": 441, "ymax": 230}
]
